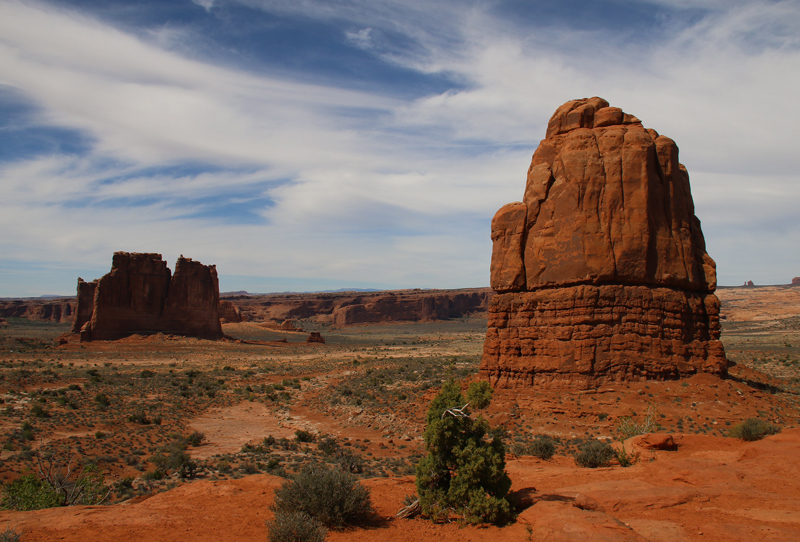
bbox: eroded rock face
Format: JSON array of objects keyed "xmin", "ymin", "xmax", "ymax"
[
  {"xmin": 75, "ymin": 252, "xmax": 222, "ymax": 341},
  {"xmin": 481, "ymin": 97, "xmax": 726, "ymax": 388}
]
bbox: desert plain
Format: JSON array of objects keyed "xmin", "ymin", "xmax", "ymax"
[{"xmin": 0, "ymin": 284, "xmax": 797, "ymax": 541}]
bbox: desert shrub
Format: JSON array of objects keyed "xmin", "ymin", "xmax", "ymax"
[
  {"xmin": 1, "ymin": 454, "xmax": 107, "ymax": 511},
  {"xmin": 335, "ymin": 449, "xmax": 364, "ymax": 474},
  {"xmin": 30, "ymin": 404, "xmax": 50, "ymax": 418},
  {"xmin": 295, "ymin": 430, "xmax": 315, "ymax": 443},
  {"xmin": 185, "ymin": 431, "xmax": 205, "ymax": 447},
  {"xmin": 615, "ymin": 446, "xmax": 639, "ymax": 467},
  {"xmin": 128, "ymin": 411, "xmax": 151, "ymax": 424},
  {"xmin": 1, "ymin": 473, "xmax": 61, "ymax": 510},
  {"xmin": 528, "ymin": 436, "xmax": 556, "ymax": 460},
  {"xmin": 271, "ymin": 463, "xmax": 373, "ymax": 529},
  {"xmin": 729, "ymin": 418, "xmax": 781, "ymax": 441},
  {"xmin": 143, "ymin": 469, "xmax": 165, "ymax": 481},
  {"xmin": 0, "ymin": 527, "xmax": 22, "ymax": 542},
  {"xmin": 94, "ymin": 393, "xmax": 110, "ymax": 408},
  {"xmin": 415, "ymin": 380, "xmax": 512, "ymax": 524},
  {"xmin": 574, "ymin": 440, "xmax": 615, "ymax": 468},
  {"xmin": 267, "ymin": 510, "xmax": 327, "ymax": 542},
  {"xmin": 617, "ymin": 403, "xmax": 660, "ymax": 439},
  {"xmin": 317, "ymin": 436, "xmax": 339, "ymax": 456}
]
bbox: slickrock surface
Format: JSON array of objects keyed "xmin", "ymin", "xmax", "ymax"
[
  {"xmin": 4, "ymin": 430, "xmax": 800, "ymax": 542},
  {"xmin": 482, "ymin": 97, "xmax": 726, "ymax": 388},
  {"xmin": 72, "ymin": 252, "xmax": 222, "ymax": 341}
]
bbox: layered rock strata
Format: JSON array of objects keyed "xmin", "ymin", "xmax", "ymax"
[
  {"xmin": 222, "ymin": 288, "xmax": 491, "ymax": 326},
  {"xmin": 481, "ymin": 97, "xmax": 726, "ymax": 388},
  {"xmin": 73, "ymin": 252, "xmax": 222, "ymax": 341}
]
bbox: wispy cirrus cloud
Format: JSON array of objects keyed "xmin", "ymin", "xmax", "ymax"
[{"xmin": 0, "ymin": 0, "xmax": 798, "ymax": 295}]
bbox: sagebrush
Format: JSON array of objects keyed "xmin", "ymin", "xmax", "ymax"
[
  {"xmin": 574, "ymin": 440, "xmax": 615, "ymax": 468},
  {"xmin": 729, "ymin": 418, "xmax": 781, "ymax": 441},
  {"xmin": 271, "ymin": 463, "xmax": 373, "ymax": 529},
  {"xmin": 267, "ymin": 510, "xmax": 326, "ymax": 542}
]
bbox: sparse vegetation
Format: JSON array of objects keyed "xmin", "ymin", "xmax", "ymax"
[
  {"xmin": 271, "ymin": 463, "xmax": 373, "ymax": 529},
  {"xmin": 1, "ymin": 451, "xmax": 108, "ymax": 510},
  {"xmin": 573, "ymin": 440, "xmax": 615, "ymax": 468},
  {"xmin": 0, "ymin": 527, "xmax": 22, "ymax": 542},
  {"xmin": 528, "ymin": 435, "xmax": 556, "ymax": 460},
  {"xmin": 617, "ymin": 403, "xmax": 661, "ymax": 439},
  {"xmin": 267, "ymin": 510, "xmax": 327, "ymax": 542},
  {"xmin": 729, "ymin": 418, "xmax": 781, "ymax": 441}
]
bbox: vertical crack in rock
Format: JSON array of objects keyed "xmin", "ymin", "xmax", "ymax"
[{"xmin": 480, "ymin": 97, "xmax": 727, "ymax": 389}]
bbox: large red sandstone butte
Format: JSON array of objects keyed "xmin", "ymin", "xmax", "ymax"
[
  {"xmin": 72, "ymin": 252, "xmax": 223, "ymax": 341},
  {"xmin": 480, "ymin": 97, "xmax": 726, "ymax": 388}
]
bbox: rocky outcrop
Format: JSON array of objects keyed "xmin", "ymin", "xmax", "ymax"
[
  {"xmin": 218, "ymin": 300, "xmax": 243, "ymax": 323},
  {"xmin": 75, "ymin": 252, "xmax": 222, "ymax": 341},
  {"xmin": 793, "ymin": 277, "xmax": 800, "ymax": 286},
  {"xmin": 0, "ymin": 299, "xmax": 75, "ymax": 323},
  {"xmin": 222, "ymin": 288, "xmax": 491, "ymax": 327},
  {"xmin": 307, "ymin": 332, "xmax": 325, "ymax": 344},
  {"xmin": 481, "ymin": 97, "xmax": 726, "ymax": 388},
  {"xmin": 71, "ymin": 279, "xmax": 97, "ymax": 332}
]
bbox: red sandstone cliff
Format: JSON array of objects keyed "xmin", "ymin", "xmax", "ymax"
[
  {"xmin": 74, "ymin": 253, "xmax": 222, "ymax": 341},
  {"xmin": 481, "ymin": 97, "xmax": 726, "ymax": 388},
  {"xmin": 0, "ymin": 299, "xmax": 75, "ymax": 323},
  {"xmin": 222, "ymin": 288, "xmax": 492, "ymax": 327}
]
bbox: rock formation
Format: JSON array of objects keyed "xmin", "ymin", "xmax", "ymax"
[
  {"xmin": 218, "ymin": 300, "xmax": 243, "ymax": 323},
  {"xmin": 480, "ymin": 97, "xmax": 726, "ymax": 388},
  {"xmin": 73, "ymin": 252, "xmax": 223, "ymax": 341},
  {"xmin": 221, "ymin": 288, "xmax": 491, "ymax": 326},
  {"xmin": 793, "ymin": 277, "xmax": 800, "ymax": 286},
  {"xmin": 0, "ymin": 299, "xmax": 75, "ymax": 323},
  {"xmin": 307, "ymin": 332, "xmax": 325, "ymax": 344}
]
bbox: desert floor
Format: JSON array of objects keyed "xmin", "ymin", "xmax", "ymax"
[{"xmin": 0, "ymin": 284, "xmax": 799, "ymax": 541}]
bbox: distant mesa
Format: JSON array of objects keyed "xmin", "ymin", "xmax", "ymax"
[
  {"xmin": 480, "ymin": 97, "xmax": 727, "ymax": 388},
  {"xmin": 72, "ymin": 252, "xmax": 223, "ymax": 341},
  {"xmin": 222, "ymin": 289, "xmax": 491, "ymax": 326},
  {"xmin": 306, "ymin": 332, "xmax": 325, "ymax": 344},
  {"xmin": 793, "ymin": 277, "xmax": 800, "ymax": 286},
  {"xmin": 745, "ymin": 280, "xmax": 755, "ymax": 287},
  {"xmin": 0, "ymin": 298, "xmax": 74, "ymax": 323}
]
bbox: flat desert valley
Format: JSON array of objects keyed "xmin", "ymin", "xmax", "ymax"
[{"xmin": 0, "ymin": 284, "xmax": 799, "ymax": 541}]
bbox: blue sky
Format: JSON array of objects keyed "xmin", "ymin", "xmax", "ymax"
[{"xmin": 1, "ymin": 0, "xmax": 799, "ymax": 296}]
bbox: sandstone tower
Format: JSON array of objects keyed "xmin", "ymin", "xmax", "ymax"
[{"xmin": 480, "ymin": 97, "xmax": 726, "ymax": 388}]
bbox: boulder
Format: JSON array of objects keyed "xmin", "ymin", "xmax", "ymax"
[
  {"xmin": 630, "ymin": 433, "xmax": 677, "ymax": 451},
  {"xmin": 74, "ymin": 252, "xmax": 222, "ymax": 341},
  {"xmin": 481, "ymin": 98, "xmax": 726, "ymax": 388}
]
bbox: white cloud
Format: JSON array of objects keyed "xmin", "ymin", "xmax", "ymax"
[{"xmin": 1, "ymin": 0, "xmax": 799, "ymax": 295}]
